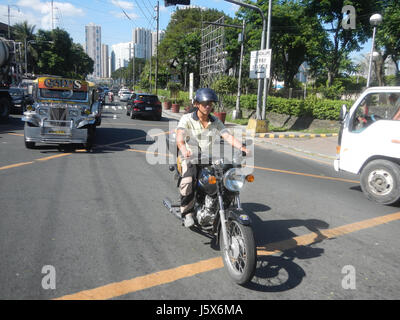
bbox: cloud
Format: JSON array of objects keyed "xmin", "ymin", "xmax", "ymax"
[
  {"xmin": 110, "ymin": 0, "xmax": 134, "ymax": 11},
  {"xmin": 14, "ymin": 0, "xmax": 84, "ymax": 30}
]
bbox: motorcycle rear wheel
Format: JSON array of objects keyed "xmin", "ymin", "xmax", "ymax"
[{"xmin": 220, "ymin": 220, "xmax": 256, "ymax": 285}]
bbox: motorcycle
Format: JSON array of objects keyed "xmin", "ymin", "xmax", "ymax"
[{"xmin": 163, "ymin": 141, "xmax": 257, "ymax": 285}]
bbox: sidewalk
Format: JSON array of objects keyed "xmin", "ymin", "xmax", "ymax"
[{"xmin": 162, "ymin": 109, "xmax": 338, "ymax": 160}]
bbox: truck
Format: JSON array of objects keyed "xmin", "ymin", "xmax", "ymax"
[
  {"xmin": 334, "ymin": 86, "xmax": 400, "ymax": 205},
  {"xmin": 0, "ymin": 37, "xmax": 21, "ymax": 121}
]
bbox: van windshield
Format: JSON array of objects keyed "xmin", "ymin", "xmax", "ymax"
[{"xmin": 39, "ymin": 88, "xmax": 87, "ymax": 101}]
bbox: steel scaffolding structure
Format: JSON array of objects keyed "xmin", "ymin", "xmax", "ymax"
[{"xmin": 200, "ymin": 16, "xmax": 225, "ymax": 88}]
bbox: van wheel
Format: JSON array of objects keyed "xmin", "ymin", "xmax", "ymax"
[{"xmin": 360, "ymin": 160, "xmax": 400, "ymax": 205}]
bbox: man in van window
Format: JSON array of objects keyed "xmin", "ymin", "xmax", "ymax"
[{"xmin": 355, "ymin": 100, "xmax": 375, "ymax": 131}]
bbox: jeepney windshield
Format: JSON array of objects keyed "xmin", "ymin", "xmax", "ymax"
[{"xmin": 39, "ymin": 88, "xmax": 88, "ymax": 101}]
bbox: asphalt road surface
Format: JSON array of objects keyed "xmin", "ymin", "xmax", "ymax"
[{"xmin": 1, "ymin": 100, "xmax": 399, "ymax": 302}]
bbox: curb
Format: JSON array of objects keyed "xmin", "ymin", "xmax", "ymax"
[{"xmin": 162, "ymin": 110, "xmax": 338, "ymax": 139}]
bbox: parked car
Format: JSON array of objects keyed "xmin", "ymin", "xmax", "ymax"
[
  {"xmin": 9, "ymin": 87, "xmax": 33, "ymax": 114},
  {"xmin": 126, "ymin": 93, "xmax": 162, "ymax": 121},
  {"xmin": 119, "ymin": 90, "xmax": 133, "ymax": 102}
]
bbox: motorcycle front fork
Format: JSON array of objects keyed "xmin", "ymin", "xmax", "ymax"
[{"xmin": 218, "ymin": 193, "xmax": 241, "ymax": 252}]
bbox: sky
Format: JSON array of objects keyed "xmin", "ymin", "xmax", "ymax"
[
  {"xmin": 1, "ymin": 0, "xmax": 375, "ymax": 61},
  {"xmin": 1, "ymin": 0, "xmax": 240, "ymax": 47}
]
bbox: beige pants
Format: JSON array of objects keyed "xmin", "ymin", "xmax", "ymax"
[{"xmin": 179, "ymin": 159, "xmax": 197, "ymax": 216}]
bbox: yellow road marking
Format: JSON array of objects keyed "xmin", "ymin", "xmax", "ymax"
[
  {"xmin": 258, "ymin": 211, "xmax": 400, "ymax": 255},
  {"xmin": 35, "ymin": 153, "xmax": 73, "ymax": 161},
  {"xmin": 56, "ymin": 257, "xmax": 224, "ymax": 300},
  {"xmin": 245, "ymin": 164, "xmax": 359, "ymax": 184},
  {"xmin": 55, "ymin": 211, "xmax": 400, "ymax": 300},
  {"xmin": 7, "ymin": 133, "xmax": 24, "ymax": 137},
  {"xmin": 0, "ymin": 161, "xmax": 34, "ymax": 171}
]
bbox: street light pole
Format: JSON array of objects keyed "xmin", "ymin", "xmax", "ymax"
[
  {"xmin": 234, "ymin": 20, "xmax": 245, "ymax": 120},
  {"xmin": 366, "ymin": 13, "xmax": 383, "ymax": 88},
  {"xmin": 155, "ymin": 0, "xmax": 159, "ymax": 95}
]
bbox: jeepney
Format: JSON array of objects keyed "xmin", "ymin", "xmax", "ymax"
[{"xmin": 22, "ymin": 76, "xmax": 100, "ymax": 150}]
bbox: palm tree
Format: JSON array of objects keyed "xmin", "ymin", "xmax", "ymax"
[{"xmin": 12, "ymin": 21, "xmax": 36, "ymax": 74}]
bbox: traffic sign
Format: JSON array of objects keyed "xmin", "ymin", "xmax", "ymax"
[{"xmin": 249, "ymin": 49, "xmax": 271, "ymax": 79}]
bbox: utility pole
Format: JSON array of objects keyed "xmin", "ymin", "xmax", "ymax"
[
  {"xmin": 155, "ymin": 1, "xmax": 159, "ymax": 94},
  {"xmin": 51, "ymin": 0, "xmax": 54, "ymax": 30},
  {"xmin": 261, "ymin": 0, "xmax": 272, "ymax": 120},
  {"xmin": 132, "ymin": 44, "xmax": 135, "ymax": 88}
]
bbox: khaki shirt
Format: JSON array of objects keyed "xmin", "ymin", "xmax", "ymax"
[{"xmin": 177, "ymin": 110, "xmax": 230, "ymax": 155}]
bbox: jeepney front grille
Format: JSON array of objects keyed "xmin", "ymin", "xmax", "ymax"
[{"xmin": 49, "ymin": 106, "xmax": 68, "ymax": 126}]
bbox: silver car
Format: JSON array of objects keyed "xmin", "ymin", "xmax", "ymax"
[{"xmin": 119, "ymin": 90, "xmax": 133, "ymax": 102}]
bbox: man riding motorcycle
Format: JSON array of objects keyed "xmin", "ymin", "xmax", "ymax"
[{"xmin": 176, "ymin": 88, "xmax": 250, "ymax": 227}]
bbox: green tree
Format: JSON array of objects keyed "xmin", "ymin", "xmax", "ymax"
[
  {"xmin": 35, "ymin": 28, "xmax": 93, "ymax": 78},
  {"xmin": 12, "ymin": 21, "xmax": 36, "ymax": 73},
  {"xmin": 302, "ymin": 0, "xmax": 383, "ymax": 86},
  {"xmin": 157, "ymin": 7, "xmax": 228, "ymax": 89},
  {"xmin": 375, "ymin": 0, "xmax": 400, "ymax": 86}
]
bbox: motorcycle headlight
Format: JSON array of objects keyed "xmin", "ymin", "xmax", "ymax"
[{"xmin": 223, "ymin": 168, "xmax": 246, "ymax": 192}]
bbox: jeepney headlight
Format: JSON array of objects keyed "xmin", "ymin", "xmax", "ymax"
[
  {"xmin": 39, "ymin": 108, "xmax": 48, "ymax": 115},
  {"xmin": 69, "ymin": 109, "xmax": 79, "ymax": 117},
  {"xmin": 81, "ymin": 106, "xmax": 91, "ymax": 115}
]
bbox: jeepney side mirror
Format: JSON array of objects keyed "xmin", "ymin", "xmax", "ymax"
[{"xmin": 339, "ymin": 104, "xmax": 348, "ymax": 122}]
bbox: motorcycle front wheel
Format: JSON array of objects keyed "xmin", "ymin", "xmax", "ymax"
[{"xmin": 220, "ymin": 219, "xmax": 256, "ymax": 285}]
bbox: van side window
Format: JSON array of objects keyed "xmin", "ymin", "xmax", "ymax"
[{"xmin": 351, "ymin": 93, "xmax": 400, "ymax": 132}]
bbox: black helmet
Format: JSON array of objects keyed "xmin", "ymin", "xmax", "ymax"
[{"xmin": 194, "ymin": 88, "xmax": 218, "ymax": 103}]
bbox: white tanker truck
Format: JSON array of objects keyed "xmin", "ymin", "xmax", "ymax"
[{"xmin": 0, "ymin": 37, "xmax": 21, "ymax": 121}]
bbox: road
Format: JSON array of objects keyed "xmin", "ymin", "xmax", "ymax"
[{"xmin": 0, "ymin": 99, "xmax": 399, "ymax": 302}]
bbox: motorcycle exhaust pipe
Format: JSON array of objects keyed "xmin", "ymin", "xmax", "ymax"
[{"xmin": 163, "ymin": 198, "xmax": 182, "ymax": 220}]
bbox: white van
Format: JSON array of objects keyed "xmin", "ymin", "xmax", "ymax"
[{"xmin": 334, "ymin": 86, "xmax": 400, "ymax": 205}]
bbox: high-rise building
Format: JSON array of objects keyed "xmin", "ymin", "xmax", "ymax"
[
  {"xmin": 110, "ymin": 42, "xmax": 133, "ymax": 73},
  {"xmin": 132, "ymin": 28, "xmax": 151, "ymax": 60},
  {"xmin": 85, "ymin": 23, "xmax": 101, "ymax": 78},
  {"xmin": 101, "ymin": 44, "xmax": 109, "ymax": 78},
  {"xmin": 151, "ymin": 30, "xmax": 165, "ymax": 57}
]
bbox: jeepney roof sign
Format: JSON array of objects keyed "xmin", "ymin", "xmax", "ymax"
[{"xmin": 38, "ymin": 77, "xmax": 88, "ymax": 91}]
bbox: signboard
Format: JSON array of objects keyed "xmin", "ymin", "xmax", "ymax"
[
  {"xmin": 38, "ymin": 77, "xmax": 88, "ymax": 91},
  {"xmin": 249, "ymin": 49, "xmax": 271, "ymax": 79}
]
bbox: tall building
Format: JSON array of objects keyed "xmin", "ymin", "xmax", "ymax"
[
  {"xmin": 132, "ymin": 28, "xmax": 151, "ymax": 60},
  {"xmin": 110, "ymin": 42, "xmax": 133, "ymax": 73},
  {"xmin": 85, "ymin": 23, "xmax": 101, "ymax": 78},
  {"xmin": 151, "ymin": 30, "xmax": 165, "ymax": 57},
  {"xmin": 101, "ymin": 44, "xmax": 109, "ymax": 78}
]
